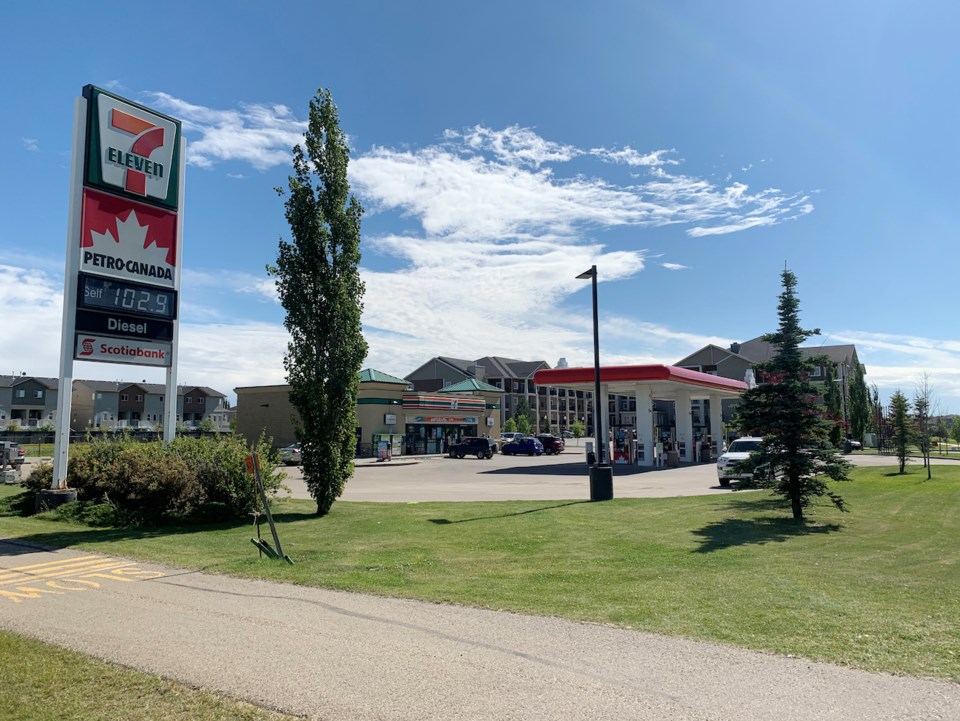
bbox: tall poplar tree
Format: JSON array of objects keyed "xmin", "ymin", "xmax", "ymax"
[
  {"xmin": 848, "ymin": 361, "xmax": 870, "ymax": 444},
  {"xmin": 734, "ymin": 270, "xmax": 851, "ymax": 521},
  {"xmin": 270, "ymin": 88, "xmax": 368, "ymax": 516}
]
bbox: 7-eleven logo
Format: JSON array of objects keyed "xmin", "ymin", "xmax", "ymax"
[
  {"xmin": 89, "ymin": 88, "xmax": 179, "ymax": 206},
  {"xmin": 108, "ymin": 108, "xmax": 164, "ymax": 196}
]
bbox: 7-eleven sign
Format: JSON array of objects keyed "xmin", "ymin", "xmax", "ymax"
[{"xmin": 84, "ymin": 87, "xmax": 181, "ymax": 209}]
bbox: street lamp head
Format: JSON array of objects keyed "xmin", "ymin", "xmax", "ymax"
[{"xmin": 576, "ymin": 266, "xmax": 597, "ymax": 280}]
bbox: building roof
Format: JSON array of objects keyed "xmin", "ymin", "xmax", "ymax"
[
  {"xmin": 474, "ymin": 356, "xmax": 550, "ymax": 380},
  {"xmin": 359, "ymin": 368, "xmax": 412, "ymax": 385},
  {"xmin": 7, "ymin": 376, "xmax": 60, "ymax": 389},
  {"xmin": 437, "ymin": 379, "xmax": 504, "ymax": 394}
]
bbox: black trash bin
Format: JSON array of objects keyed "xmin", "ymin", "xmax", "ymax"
[
  {"xmin": 586, "ymin": 451, "xmax": 596, "ymax": 465},
  {"xmin": 589, "ymin": 464, "xmax": 614, "ymax": 501}
]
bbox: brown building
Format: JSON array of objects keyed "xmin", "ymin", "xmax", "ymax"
[{"xmin": 235, "ymin": 369, "xmax": 504, "ymax": 457}]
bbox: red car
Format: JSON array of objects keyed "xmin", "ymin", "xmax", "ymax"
[{"xmin": 535, "ymin": 435, "xmax": 565, "ymax": 455}]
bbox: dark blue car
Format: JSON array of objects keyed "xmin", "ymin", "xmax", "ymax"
[{"xmin": 501, "ymin": 437, "xmax": 544, "ymax": 456}]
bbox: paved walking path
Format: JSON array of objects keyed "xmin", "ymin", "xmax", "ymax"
[{"xmin": 1, "ymin": 540, "xmax": 957, "ymax": 720}]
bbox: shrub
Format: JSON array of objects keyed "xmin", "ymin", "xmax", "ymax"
[{"xmin": 20, "ymin": 434, "xmax": 284, "ymax": 526}]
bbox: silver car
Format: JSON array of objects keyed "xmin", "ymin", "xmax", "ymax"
[{"xmin": 279, "ymin": 444, "xmax": 302, "ymax": 466}]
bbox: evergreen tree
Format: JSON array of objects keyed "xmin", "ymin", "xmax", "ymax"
[
  {"xmin": 269, "ymin": 88, "xmax": 368, "ymax": 516},
  {"xmin": 888, "ymin": 390, "xmax": 912, "ymax": 474},
  {"xmin": 733, "ymin": 270, "xmax": 851, "ymax": 521},
  {"xmin": 848, "ymin": 362, "xmax": 870, "ymax": 444}
]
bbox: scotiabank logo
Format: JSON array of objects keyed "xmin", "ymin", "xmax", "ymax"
[
  {"xmin": 92, "ymin": 90, "xmax": 179, "ymax": 204},
  {"xmin": 74, "ymin": 334, "xmax": 171, "ymax": 367}
]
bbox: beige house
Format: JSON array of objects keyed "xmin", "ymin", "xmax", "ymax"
[{"xmin": 235, "ymin": 369, "xmax": 504, "ymax": 457}]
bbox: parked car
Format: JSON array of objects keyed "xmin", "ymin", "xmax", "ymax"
[
  {"xmin": 715, "ymin": 437, "xmax": 778, "ymax": 487},
  {"xmin": 560, "ymin": 430, "xmax": 574, "ymax": 439},
  {"xmin": 715, "ymin": 437, "xmax": 763, "ymax": 487},
  {"xmin": 499, "ymin": 432, "xmax": 524, "ymax": 443},
  {"xmin": 535, "ymin": 434, "xmax": 565, "ymax": 455},
  {"xmin": 0, "ymin": 442, "xmax": 25, "ymax": 468},
  {"xmin": 449, "ymin": 437, "xmax": 497, "ymax": 459},
  {"xmin": 279, "ymin": 444, "xmax": 302, "ymax": 466},
  {"xmin": 501, "ymin": 437, "xmax": 544, "ymax": 456}
]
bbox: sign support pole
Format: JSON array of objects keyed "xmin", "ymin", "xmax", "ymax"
[
  {"xmin": 163, "ymin": 139, "xmax": 186, "ymax": 443},
  {"xmin": 52, "ymin": 97, "xmax": 87, "ymax": 490}
]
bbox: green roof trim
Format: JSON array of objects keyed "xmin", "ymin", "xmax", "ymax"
[
  {"xmin": 359, "ymin": 369, "xmax": 411, "ymax": 385},
  {"xmin": 437, "ymin": 379, "xmax": 504, "ymax": 393}
]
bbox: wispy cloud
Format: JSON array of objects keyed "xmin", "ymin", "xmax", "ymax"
[
  {"xmin": 21, "ymin": 138, "xmax": 38, "ymax": 152},
  {"xmin": 142, "ymin": 92, "xmax": 306, "ymax": 171},
  {"xmin": 662, "ymin": 262, "xmax": 688, "ymax": 270}
]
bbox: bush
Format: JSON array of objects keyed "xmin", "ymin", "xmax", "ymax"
[{"xmin": 20, "ymin": 434, "xmax": 284, "ymax": 526}]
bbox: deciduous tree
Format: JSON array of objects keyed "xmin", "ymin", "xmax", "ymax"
[
  {"xmin": 270, "ymin": 88, "xmax": 367, "ymax": 516},
  {"xmin": 848, "ymin": 362, "xmax": 869, "ymax": 445},
  {"xmin": 733, "ymin": 270, "xmax": 851, "ymax": 521}
]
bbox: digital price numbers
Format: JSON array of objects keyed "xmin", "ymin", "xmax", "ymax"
[{"xmin": 79, "ymin": 274, "xmax": 177, "ymax": 320}]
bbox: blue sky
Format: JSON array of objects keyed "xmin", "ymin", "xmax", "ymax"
[{"xmin": 1, "ymin": 1, "xmax": 957, "ymax": 410}]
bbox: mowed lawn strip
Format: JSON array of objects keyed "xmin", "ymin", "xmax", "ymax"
[
  {"xmin": 1, "ymin": 465, "xmax": 958, "ymax": 680},
  {"xmin": 0, "ymin": 630, "xmax": 297, "ymax": 721}
]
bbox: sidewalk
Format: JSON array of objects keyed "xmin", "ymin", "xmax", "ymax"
[{"xmin": 1, "ymin": 541, "xmax": 958, "ymax": 721}]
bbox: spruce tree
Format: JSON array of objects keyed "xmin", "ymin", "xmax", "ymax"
[
  {"xmin": 889, "ymin": 390, "xmax": 912, "ymax": 474},
  {"xmin": 270, "ymin": 89, "xmax": 368, "ymax": 516},
  {"xmin": 734, "ymin": 270, "xmax": 851, "ymax": 521}
]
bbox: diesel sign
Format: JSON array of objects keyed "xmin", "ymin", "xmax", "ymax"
[{"xmin": 75, "ymin": 309, "xmax": 174, "ymax": 341}]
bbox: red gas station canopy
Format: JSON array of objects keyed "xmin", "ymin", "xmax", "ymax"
[{"xmin": 533, "ymin": 364, "xmax": 747, "ymax": 399}]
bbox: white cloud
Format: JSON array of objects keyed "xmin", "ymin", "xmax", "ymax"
[
  {"xmin": 21, "ymin": 138, "xmax": 38, "ymax": 152},
  {"xmin": 142, "ymin": 92, "xmax": 306, "ymax": 171},
  {"xmin": 662, "ymin": 262, "xmax": 688, "ymax": 270},
  {"xmin": 591, "ymin": 147, "xmax": 679, "ymax": 167}
]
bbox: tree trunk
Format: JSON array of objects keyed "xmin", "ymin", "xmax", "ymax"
[{"xmin": 791, "ymin": 494, "xmax": 803, "ymax": 521}]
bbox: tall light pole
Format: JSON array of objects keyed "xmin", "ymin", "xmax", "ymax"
[
  {"xmin": 576, "ymin": 266, "xmax": 603, "ymax": 464},
  {"xmin": 576, "ymin": 265, "xmax": 613, "ymax": 500}
]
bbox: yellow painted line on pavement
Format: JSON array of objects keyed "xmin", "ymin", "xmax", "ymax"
[
  {"xmin": 0, "ymin": 554, "xmax": 165, "ymax": 603},
  {"xmin": 0, "ymin": 555, "xmax": 100, "ymax": 579},
  {"xmin": 0, "ymin": 560, "xmax": 137, "ymax": 586}
]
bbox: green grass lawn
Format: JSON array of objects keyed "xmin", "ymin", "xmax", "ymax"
[
  {"xmin": 0, "ymin": 631, "xmax": 296, "ymax": 721},
  {"xmin": 1, "ymin": 465, "xmax": 958, "ymax": 682}
]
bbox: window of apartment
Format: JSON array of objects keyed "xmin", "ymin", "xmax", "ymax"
[
  {"xmin": 136, "ymin": 394, "xmax": 143, "ymax": 402},
  {"xmin": 120, "ymin": 394, "xmax": 128, "ymax": 401},
  {"xmin": 34, "ymin": 390, "xmax": 43, "ymax": 399},
  {"xmin": 95, "ymin": 392, "xmax": 103, "ymax": 400},
  {"xmin": 809, "ymin": 367, "xmax": 822, "ymax": 378},
  {"xmin": 15, "ymin": 389, "xmax": 25, "ymax": 398},
  {"xmin": 186, "ymin": 397, "xmax": 193, "ymax": 404}
]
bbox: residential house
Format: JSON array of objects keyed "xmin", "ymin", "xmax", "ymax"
[{"xmin": 0, "ymin": 374, "xmax": 59, "ymax": 429}]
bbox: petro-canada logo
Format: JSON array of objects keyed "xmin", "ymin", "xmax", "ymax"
[{"xmin": 88, "ymin": 88, "xmax": 180, "ymax": 206}]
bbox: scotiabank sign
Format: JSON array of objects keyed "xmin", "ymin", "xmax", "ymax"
[{"xmin": 74, "ymin": 335, "xmax": 172, "ymax": 367}]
